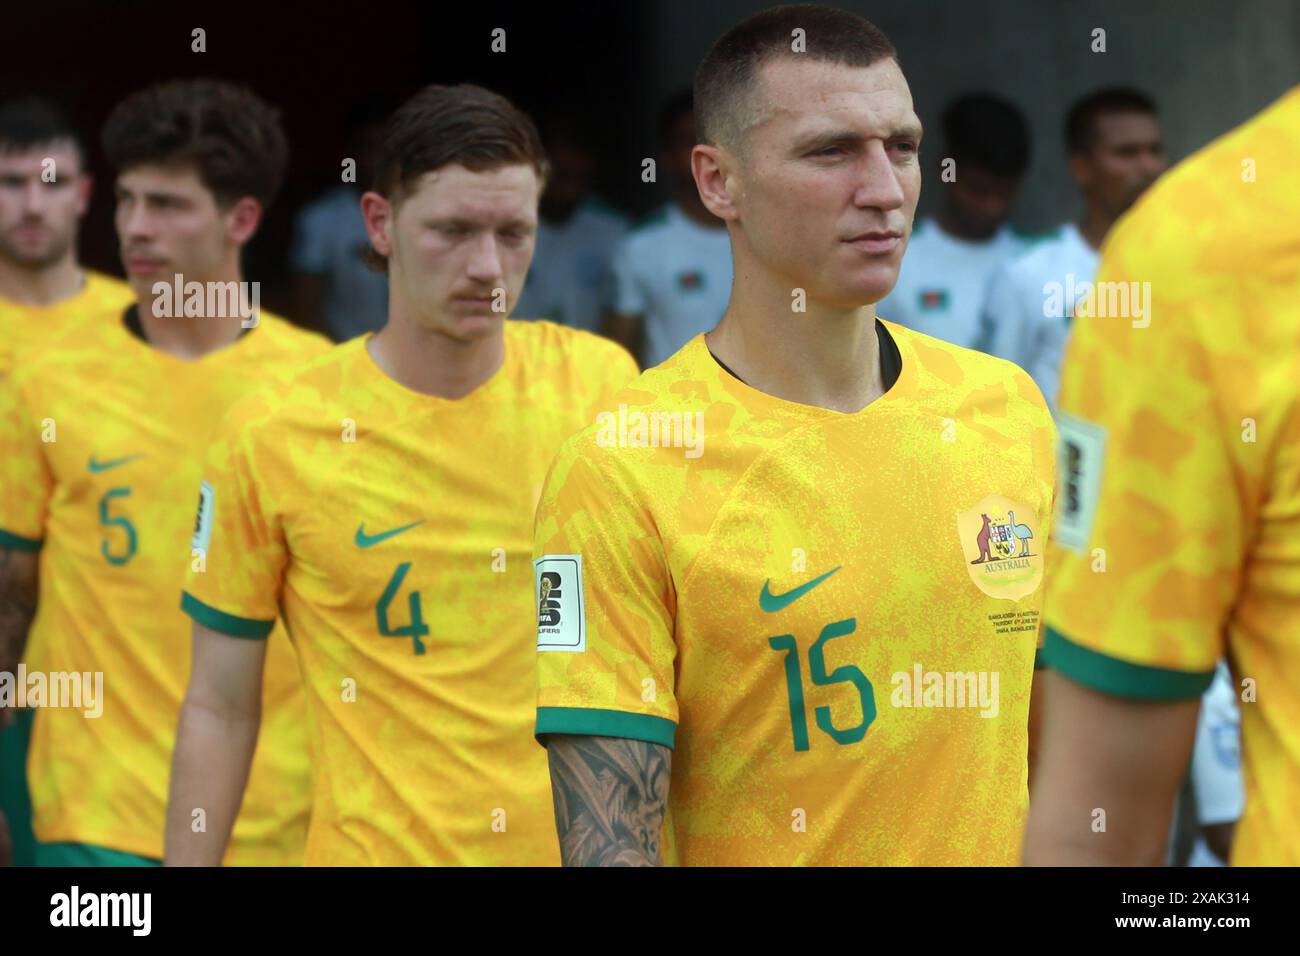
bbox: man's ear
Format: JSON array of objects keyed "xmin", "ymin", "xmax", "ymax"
[
  {"xmin": 75, "ymin": 174, "xmax": 93, "ymax": 218},
  {"xmin": 361, "ymin": 190, "xmax": 394, "ymax": 259},
  {"xmin": 226, "ymin": 196, "xmax": 263, "ymax": 246},
  {"xmin": 1067, "ymin": 153, "xmax": 1092, "ymax": 191},
  {"xmin": 692, "ymin": 143, "xmax": 740, "ymax": 222}
]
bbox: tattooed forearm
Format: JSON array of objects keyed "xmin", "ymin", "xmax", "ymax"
[
  {"xmin": 0, "ymin": 548, "xmax": 39, "ymax": 676},
  {"xmin": 546, "ymin": 735, "xmax": 671, "ymax": 866}
]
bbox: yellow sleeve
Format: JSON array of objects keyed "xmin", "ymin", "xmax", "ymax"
[
  {"xmin": 0, "ymin": 371, "xmax": 52, "ymax": 550},
  {"xmin": 1043, "ymin": 216, "xmax": 1226, "ymax": 700},
  {"xmin": 180, "ymin": 396, "xmax": 287, "ymax": 638},
  {"xmin": 534, "ymin": 435, "xmax": 677, "ymax": 748}
]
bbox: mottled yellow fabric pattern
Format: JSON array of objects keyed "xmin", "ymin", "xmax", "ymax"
[
  {"xmin": 1044, "ymin": 88, "xmax": 1300, "ymax": 866},
  {"xmin": 183, "ymin": 320, "xmax": 638, "ymax": 865},
  {"xmin": 535, "ymin": 321, "xmax": 1056, "ymax": 865},
  {"xmin": 0, "ymin": 308, "xmax": 328, "ymax": 863},
  {"xmin": 0, "ymin": 271, "xmax": 134, "ymax": 380}
]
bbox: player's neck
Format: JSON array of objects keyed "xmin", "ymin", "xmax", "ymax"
[
  {"xmin": 0, "ymin": 253, "xmax": 83, "ymax": 307},
  {"xmin": 368, "ymin": 311, "xmax": 506, "ymax": 401},
  {"xmin": 935, "ymin": 208, "xmax": 998, "ymax": 244},
  {"xmin": 708, "ymin": 272, "xmax": 883, "ymax": 413},
  {"xmin": 136, "ymin": 264, "xmax": 251, "ymax": 360},
  {"xmin": 1077, "ymin": 209, "xmax": 1112, "ymax": 251}
]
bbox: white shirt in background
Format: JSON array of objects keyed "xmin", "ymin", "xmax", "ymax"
[
  {"xmin": 610, "ymin": 202, "xmax": 732, "ymax": 368},
  {"xmin": 290, "ymin": 185, "xmax": 389, "ymax": 342},
  {"xmin": 1187, "ymin": 661, "xmax": 1244, "ymax": 867},
  {"xmin": 876, "ymin": 217, "xmax": 1031, "ymax": 350},
  {"xmin": 976, "ymin": 222, "xmax": 1100, "ymax": 412},
  {"xmin": 515, "ymin": 198, "xmax": 629, "ymax": 333}
]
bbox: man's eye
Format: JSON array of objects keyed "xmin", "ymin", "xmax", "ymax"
[{"xmin": 891, "ymin": 141, "xmax": 918, "ymax": 154}]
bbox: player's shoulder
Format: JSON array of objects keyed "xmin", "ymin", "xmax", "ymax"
[
  {"xmin": 889, "ymin": 320, "xmax": 1052, "ymax": 422},
  {"xmin": 507, "ymin": 317, "xmax": 626, "ymax": 361},
  {"xmin": 6, "ymin": 307, "xmax": 120, "ymax": 397},
  {"xmin": 250, "ymin": 311, "xmax": 332, "ymax": 356},
  {"xmin": 543, "ymin": 337, "xmax": 709, "ymax": 480},
  {"xmin": 219, "ymin": 335, "xmax": 364, "ymax": 440},
  {"xmin": 83, "ymin": 270, "xmax": 135, "ymax": 305}
]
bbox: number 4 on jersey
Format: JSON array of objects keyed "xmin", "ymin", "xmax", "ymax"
[{"xmin": 376, "ymin": 562, "xmax": 429, "ymax": 655}]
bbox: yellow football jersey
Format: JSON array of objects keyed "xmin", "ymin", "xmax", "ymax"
[
  {"xmin": 0, "ymin": 306, "xmax": 329, "ymax": 864},
  {"xmin": 1043, "ymin": 88, "xmax": 1300, "ymax": 866},
  {"xmin": 0, "ymin": 270, "xmax": 134, "ymax": 380},
  {"xmin": 181, "ymin": 320, "xmax": 639, "ymax": 865},
  {"xmin": 534, "ymin": 320, "xmax": 1056, "ymax": 865}
]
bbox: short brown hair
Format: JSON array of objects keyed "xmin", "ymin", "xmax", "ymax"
[
  {"xmin": 101, "ymin": 79, "xmax": 288, "ymax": 208},
  {"xmin": 372, "ymin": 83, "xmax": 548, "ymax": 204},
  {"xmin": 695, "ymin": 4, "xmax": 898, "ymax": 153}
]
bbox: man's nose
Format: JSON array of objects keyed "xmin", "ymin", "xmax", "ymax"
[
  {"xmin": 853, "ymin": 143, "xmax": 906, "ymax": 211},
  {"xmin": 465, "ymin": 232, "xmax": 504, "ymax": 282}
]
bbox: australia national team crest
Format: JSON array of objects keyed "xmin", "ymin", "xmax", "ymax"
[{"xmin": 955, "ymin": 495, "xmax": 1044, "ymax": 601}]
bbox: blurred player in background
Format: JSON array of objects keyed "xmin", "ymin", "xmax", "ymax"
[
  {"xmin": 0, "ymin": 79, "xmax": 324, "ymax": 866},
  {"xmin": 167, "ymin": 83, "xmax": 637, "ymax": 866},
  {"xmin": 514, "ymin": 114, "xmax": 628, "ymax": 333},
  {"xmin": 977, "ymin": 88, "xmax": 1166, "ymax": 410},
  {"xmin": 0, "ymin": 95, "xmax": 133, "ymax": 868},
  {"xmin": 604, "ymin": 90, "xmax": 732, "ymax": 367},
  {"xmin": 877, "ymin": 93, "xmax": 1033, "ymax": 349},
  {"xmin": 1025, "ymin": 87, "xmax": 1300, "ymax": 866},
  {"xmin": 535, "ymin": 4, "xmax": 1054, "ymax": 866},
  {"xmin": 289, "ymin": 96, "xmax": 394, "ymax": 342},
  {"xmin": 0, "ymin": 96, "xmax": 133, "ymax": 377}
]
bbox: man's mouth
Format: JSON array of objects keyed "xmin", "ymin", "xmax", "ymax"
[
  {"xmin": 844, "ymin": 231, "xmax": 903, "ymax": 254},
  {"xmin": 124, "ymin": 255, "xmax": 166, "ymax": 274}
]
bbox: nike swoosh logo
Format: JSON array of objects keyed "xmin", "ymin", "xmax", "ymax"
[
  {"xmin": 87, "ymin": 454, "xmax": 143, "ymax": 473},
  {"xmin": 759, "ymin": 567, "xmax": 841, "ymax": 613},
  {"xmin": 354, "ymin": 520, "xmax": 424, "ymax": 548}
]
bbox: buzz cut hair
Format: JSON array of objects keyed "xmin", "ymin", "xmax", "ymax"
[{"xmin": 694, "ymin": 3, "xmax": 898, "ymax": 154}]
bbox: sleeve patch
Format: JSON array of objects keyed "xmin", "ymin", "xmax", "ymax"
[
  {"xmin": 1054, "ymin": 413, "xmax": 1107, "ymax": 553},
  {"xmin": 191, "ymin": 480, "xmax": 215, "ymax": 554},
  {"xmin": 535, "ymin": 554, "xmax": 586, "ymax": 652}
]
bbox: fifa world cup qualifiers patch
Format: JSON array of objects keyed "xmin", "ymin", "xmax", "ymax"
[
  {"xmin": 956, "ymin": 495, "xmax": 1044, "ymax": 601},
  {"xmin": 192, "ymin": 480, "xmax": 215, "ymax": 554},
  {"xmin": 1054, "ymin": 413, "xmax": 1107, "ymax": 553},
  {"xmin": 535, "ymin": 554, "xmax": 585, "ymax": 652}
]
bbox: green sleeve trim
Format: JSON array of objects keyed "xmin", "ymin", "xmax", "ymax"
[
  {"xmin": 536, "ymin": 706, "xmax": 676, "ymax": 749},
  {"xmin": 180, "ymin": 591, "xmax": 274, "ymax": 640},
  {"xmin": 1034, "ymin": 648, "xmax": 1047, "ymax": 671},
  {"xmin": 1043, "ymin": 626, "xmax": 1214, "ymax": 700},
  {"xmin": 0, "ymin": 528, "xmax": 41, "ymax": 553}
]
